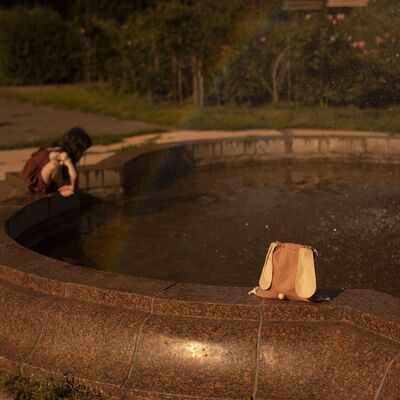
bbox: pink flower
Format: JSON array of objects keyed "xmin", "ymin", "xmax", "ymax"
[
  {"xmin": 358, "ymin": 40, "xmax": 366, "ymax": 49},
  {"xmin": 351, "ymin": 40, "xmax": 367, "ymax": 49},
  {"xmin": 336, "ymin": 13, "xmax": 345, "ymax": 20},
  {"xmin": 260, "ymin": 36, "xmax": 267, "ymax": 43}
]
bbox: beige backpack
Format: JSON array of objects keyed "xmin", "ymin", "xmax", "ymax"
[{"xmin": 249, "ymin": 241, "xmax": 317, "ymax": 302}]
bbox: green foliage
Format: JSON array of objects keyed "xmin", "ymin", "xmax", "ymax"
[
  {"xmin": 3, "ymin": 374, "xmax": 107, "ymax": 400},
  {"xmin": 74, "ymin": 16, "xmax": 120, "ymax": 83},
  {"xmin": 0, "ymin": 1, "xmax": 399, "ymax": 108},
  {"xmin": 71, "ymin": 0, "xmax": 155, "ymax": 22},
  {"xmin": 219, "ymin": 1, "xmax": 400, "ymax": 107},
  {"xmin": 0, "ymin": 7, "xmax": 82, "ymax": 85},
  {"xmin": 335, "ymin": 0, "xmax": 400, "ymax": 106},
  {"xmin": 108, "ymin": 0, "xmax": 253, "ymax": 102}
]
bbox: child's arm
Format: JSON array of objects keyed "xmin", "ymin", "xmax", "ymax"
[
  {"xmin": 59, "ymin": 152, "xmax": 78, "ymax": 186},
  {"xmin": 56, "ymin": 152, "xmax": 78, "ymax": 196}
]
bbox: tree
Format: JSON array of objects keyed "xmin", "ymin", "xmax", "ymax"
[{"xmin": 0, "ymin": 7, "xmax": 82, "ymax": 84}]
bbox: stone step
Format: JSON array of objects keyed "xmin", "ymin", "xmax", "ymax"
[
  {"xmin": 4, "ymin": 171, "xmax": 24, "ymax": 189},
  {"xmin": 0, "ymin": 180, "xmax": 22, "ymax": 201}
]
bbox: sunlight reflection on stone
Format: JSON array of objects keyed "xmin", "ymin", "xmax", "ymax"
[{"xmin": 170, "ymin": 339, "xmax": 226, "ymax": 363}]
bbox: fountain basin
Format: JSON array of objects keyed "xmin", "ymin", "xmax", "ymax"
[{"xmin": 0, "ymin": 130, "xmax": 399, "ymax": 399}]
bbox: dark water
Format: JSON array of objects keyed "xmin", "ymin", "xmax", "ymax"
[{"xmin": 33, "ymin": 161, "xmax": 400, "ymax": 297}]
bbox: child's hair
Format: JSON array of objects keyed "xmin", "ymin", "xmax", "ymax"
[{"xmin": 53, "ymin": 127, "xmax": 92, "ymax": 162}]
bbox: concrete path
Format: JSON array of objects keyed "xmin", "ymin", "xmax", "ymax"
[{"xmin": 0, "ymin": 99, "xmax": 168, "ymax": 147}]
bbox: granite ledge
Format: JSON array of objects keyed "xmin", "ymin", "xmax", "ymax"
[{"xmin": 0, "ymin": 133, "xmax": 399, "ymax": 382}]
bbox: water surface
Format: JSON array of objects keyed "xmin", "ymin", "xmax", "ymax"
[{"xmin": 33, "ymin": 161, "xmax": 400, "ymax": 297}]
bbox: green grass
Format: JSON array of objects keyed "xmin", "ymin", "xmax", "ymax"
[
  {"xmin": 1, "ymin": 83, "xmax": 400, "ymax": 136},
  {"xmin": 185, "ymin": 104, "xmax": 400, "ymax": 134},
  {"xmin": 1, "ymin": 375, "xmax": 109, "ymax": 400},
  {"xmin": 0, "ymin": 83, "xmax": 188, "ymax": 127}
]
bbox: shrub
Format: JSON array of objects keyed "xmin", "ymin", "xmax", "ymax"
[
  {"xmin": 0, "ymin": 7, "xmax": 82, "ymax": 85},
  {"xmin": 73, "ymin": 15, "xmax": 120, "ymax": 84}
]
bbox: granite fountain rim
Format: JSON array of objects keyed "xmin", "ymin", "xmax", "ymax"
[{"xmin": 1, "ymin": 129, "xmax": 400, "ymax": 337}]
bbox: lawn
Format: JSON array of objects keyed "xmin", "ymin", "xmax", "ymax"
[{"xmin": 1, "ymin": 83, "xmax": 399, "ymax": 136}]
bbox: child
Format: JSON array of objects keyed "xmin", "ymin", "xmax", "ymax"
[{"xmin": 22, "ymin": 127, "xmax": 92, "ymax": 197}]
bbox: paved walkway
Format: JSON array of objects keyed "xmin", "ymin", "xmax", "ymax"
[
  {"xmin": 0, "ymin": 99, "xmax": 391, "ymax": 201},
  {"xmin": 0, "ymin": 99, "xmax": 168, "ymax": 147}
]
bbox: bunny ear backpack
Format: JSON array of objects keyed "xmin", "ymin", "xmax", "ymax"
[{"xmin": 249, "ymin": 241, "xmax": 318, "ymax": 302}]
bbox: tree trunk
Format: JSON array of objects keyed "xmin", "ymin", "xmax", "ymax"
[
  {"xmin": 154, "ymin": 56, "xmax": 160, "ymax": 72},
  {"xmin": 288, "ymin": 42, "xmax": 292, "ymax": 102},
  {"xmin": 122, "ymin": 49, "xmax": 127, "ymax": 90},
  {"xmin": 172, "ymin": 55, "xmax": 178, "ymax": 101},
  {"xmin": 93, "ymin": 46, "xmax": 97, "ymax": 81},
  {"xmin": 272, "ymin": 46, "xmax": 290, "ymax": 103},
  {"xmin": 178, "ymin": 66, "xmax": 183, "ymax": 104},
  {"xmin": 83, "ymin": 37, "xmax": 91, "ymax": 83},
  {"xmin": 198, "ymin": 59, "xmax": 204, "ymax": 108},
  {"xmin": 191, "ymin": 55, "xmax": 199, "ymax": 106}
]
